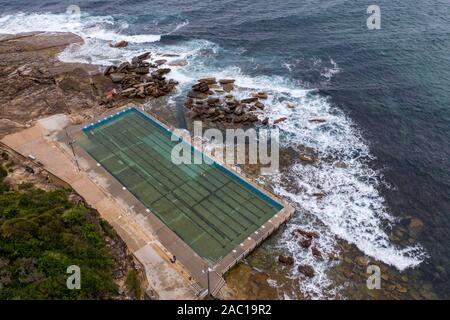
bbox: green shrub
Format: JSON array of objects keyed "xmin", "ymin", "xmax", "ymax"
[
  {"xmin": 125, "ymin": 270, "xmax": 141, "ymax": 299},
  {"xmin": 0, "ymin": 184, "xmax": 118, "ymax": 300}
]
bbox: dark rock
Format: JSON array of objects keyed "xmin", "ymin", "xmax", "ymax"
[
  {"xmin": 335, "ymin": 161, "xmax": 348, "ymax": 169},
  {"xmin": 192, "ymin": 82, "xmax": 210, "ymax": 93},
  {"xmin": 155, "ymin": 68, "xmax": 171, "ymax": 76},
  {"xmin": 299, "ymin": 237, "xmax": 312, "ymax": 248},
  {"xmin": 311, "ymin": 246, "xmax": 323, "ymax": 259},
  {"xmin": 257, "ymin": 91, "xmax": 268, "ymax": 99},
  {"xmin": 234, "ymin": 105, "xmax": 243, "ymax": 115},
  {"xmin": 293, "ymin": 228, "xmax": 320, "ymax": 239},
  {"xmin": 219, "ymin": 79, "xmax": 235, "ymax": 84},
  {"xmin": 309, "ymin": 118, "xmax": 327, "ymax": 123},
  {"xmin": 110, "ymin": 73, "xmax": 126, "ymax": 83},
  {"xmin": 116, "ymin": 62, "xmax": 131, "ymax": 73},
  {"xmin": 222, "ymin": 82, "xmax": 234, "ymax": 92},
  {"xmin": 274, "ymin": 117, "xmax": 287, "ymax": 124},
  {"xmin": 134, "ymin": 67, "xmax": 150, "ymax": 75},
  {"xmin": 247, "ymin": 114, "xmax": 259, "ymax": 122},
  {"xmin": 207, "ymin": 97, "xmax": 220, "ymax": 105},
  {"xmin": 278, "ymin": 255, "xmax": 295, "ymax": 265},
  {"xmin": 184, "ymin": 98, "xmax": 194, "ymax": 109},
  {"xmin": 298, "ymin": 264, "xmax": 315, "ymax": 278},
  {"xmin": 261, "ymin": 117, "xmax": 269, "ymax": 125},
  {"xmin": 255, "ymin": 101, "xmax": 265, "ymax": 110},
  {"xmin": 109, "ymin": 40, "xmax": 128, "ymax": 48},
  {"xmin": 199, "ymin": 77, "xmax": 217, "ymax": 84},
  {"xmin": 137, "ymin": 52, "xmax": 151, "ymax": 60},
  {"xmin": 187, "ymin": 90, "xmax": 208, "ymax": 100},
  {"xmin": 299, "ymin": 154, "xmax": 315, "ymax": 162},
  {"xmin": 241, "ymin": 97, "xmax": 258, "ymax": 104},
  {"xmin": 168, "ymin": 59, "xmax": 188, "ymax": 67},
  {"xmin": 104, "ymin": 65, "xmax": 117, "ymax": 76},
  {"xmin": 154, "ymin": 59, "xmax": 167, "ymax": 66}
]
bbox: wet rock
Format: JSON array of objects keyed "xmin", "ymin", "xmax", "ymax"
[
  {"xmin": 312, "ymin": 192, "xmax": 325, "ymax": 199},
  {"xmin": 298, "ymin": 264, "xmax": 315, "ymax": 278},
  {"xmin": 109, "ymin": 40, "xmax": 128, "ymax": 48},
  {"xmin": 256, "ymin": 92, "xmax": 268, "ymax": 99},
  {"xmin": 134, "ymin": 67, "xmax": 150, "ymax": 75},
  {"xmin": 154, "ymin": 59, "xmax": 167, "ymax": 66},
  {"xmin": 309, "ymin": 118, "xmax": 327, "ymax": 123},
  {"xmin": 241, "ymin": 97, "xmax": 258, "ymax": 104},
  {"xmin": 155, "ymin": 68, "xmax": 171, "ymax": 76},
  {"xmin": 274, "ymin": 117, "xmax": 287, "ymax": 124},
  {"xmin": 219, "ymin": 79, "xmax": 235, "ymax": 84},
  {"xmin": 255, "ymin": 101, "xmax": 265, "ymax": 110},
  {"xmin": 184, "ymin": 98, "xmax": 194, "ymax": 109},
  {"xmin": 335, "ymin": 161, "xmax": 348, "ymax": 169},
  {"xmin": 137, "ymin": 52, "xmax": 151, "ymax": 60},
  {"xmin": 192, "ymin": 82, "xmax": 210, "ymax": 93},
  {"xmin": 116, "ymin": 62, "xmax": 131, "ymax": 73},
  {"xmin": 293, "ymin": 228, "xmax": 320, "ymax": 239},
  {"xmin": 207, "ymin": 97, "xmax": 220, "ymax": 105},
  {"xmin": 299, "ymin": 154, "xmax": 315, "ymax": 163},
  {"xmin": 287, "ymin": 102, "xmax": 295, "ymax": 109},
  {"xmin": 199, "ymin": 77, "xmax": 217, "ymax": 85},
  {"xmin": 278, "ymin": 255, "xmax": 295, "ymax": 265},
  {"xmin": 222, "ymin": 82, "xmax": 234, "ymax": 92},
  {"xmin": 187, "ymin": 90, "xmax": 208, "ymax": 100},
  {"xmin": 311, "ymin": 246, "xmax": 323, "ymax": 259},
  {"xmin": 168, "ymin": 59, "xmax": 188, "ymax": 67},
  {"xmin": 261, "ymin": 117, "xmax": 269, "ymax": 125},
  {"xmin": 299, "ymin": 237, "xmax": 312, "ymax": 248}
]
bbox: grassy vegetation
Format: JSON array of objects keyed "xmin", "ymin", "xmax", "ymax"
[
  {"xmin": 0, "ymin": 165, "xmax": 119, "ymax": 299},
  {"xmin": 125, "ymin": 270, "xmax": 141, "ymax": 299}
]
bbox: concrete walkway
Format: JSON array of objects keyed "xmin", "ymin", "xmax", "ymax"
[{"xmin": 1, "ymin": 115, "xmax": 198, "ymax": 300}]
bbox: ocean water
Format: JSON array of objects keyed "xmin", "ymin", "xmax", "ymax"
[{"xmin": 0, "ymin": 0, "xmax": 448, "ymax": 299}]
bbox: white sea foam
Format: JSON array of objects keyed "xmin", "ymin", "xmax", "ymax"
[
  {"xmin": 0, "ymin": 12, "xmax": 162, "ymax": 65},
  {"xmin": 0, "ymin": 11, "xmax": 426, "ymax": 299},
  {"xmin": 178, "ymin": 63, "xmax": 426, "ymax": 298}
]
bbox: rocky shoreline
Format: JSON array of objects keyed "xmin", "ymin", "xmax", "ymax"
[
  {"xmin": 184, "ymin": 77, "xmax": 274, "ymax": 126},
  {"xmin": 0, "ymin": 32, "xmax": 178, "ymax": 138}
]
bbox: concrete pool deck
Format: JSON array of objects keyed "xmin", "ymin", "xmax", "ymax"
[{"xmin": 1, "ymin": 106, "xmax": 295, "ymax": 298}]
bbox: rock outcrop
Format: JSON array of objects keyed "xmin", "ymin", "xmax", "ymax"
[
  {"xmin": 184, "ymin": 77, "xmax": 269, "ymax": 126},
  {"xmin": 0, "ymin": 32, "xmax": 116, "ymax": 138},
  {"xmin": 103, "ymin": 53, "xmax": 178, "ymax": 99}
]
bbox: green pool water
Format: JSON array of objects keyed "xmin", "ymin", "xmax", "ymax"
[{"xmin": 78, "ymin": 108, "xmax": 283, "ymax": 263}]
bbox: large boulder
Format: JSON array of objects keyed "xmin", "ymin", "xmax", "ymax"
[
  {"xmin": 298, "ymin": 264, "xmax": 315, "ymax": 278},
  {"xmin": 109, "ymin": 40, "xmax": 128, "ymax": 48},
  {"xmin": 187, "ymin": 90, "xmax": 208, "ymax": 100},
  {"xmin": 278, "ymin": 255, "xmax": 294, "ymax": 265}
]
